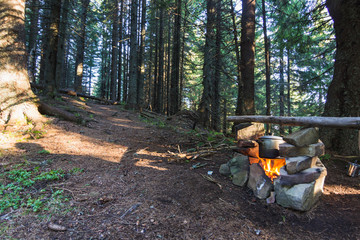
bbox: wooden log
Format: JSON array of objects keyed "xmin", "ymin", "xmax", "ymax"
[
  {"xmin": 227, "ymin": 115, "xmax": 360, "ymax": 129},
  {"xmin": 38, "ymin": 102, "xmax": 82, "ymax": 123}
]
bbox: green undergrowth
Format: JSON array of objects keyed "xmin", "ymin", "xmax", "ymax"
[
  {"xmin": 140, "ymin": 116, "xmax": 168, "ymax": 129},
  {"xmin": 0, "ymin": 164, "xmax": 83, "ymax": 214},
  {"xmin": 186, "ymin": 129, "xmax": 235, "ymax": 148}
]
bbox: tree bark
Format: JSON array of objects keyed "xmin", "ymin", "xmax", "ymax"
[
  {"xmin": 198, "ymin": 0, "xmax": 216, "ymax": 128},
  {"xmin": 56, "ymin": 0, "xmax": 70, "ymax": 89},
  {"xmin": 287, "ymin": 47, "xmax": 292, "ymax": 133},
  {"xmin": 43, "ymin": 0, "xmax": 61, "ymax": 95},
  {"xmin": 262, "ymin": 0, "xmax": 271, "ymax": 134},
  {"xmin": 170, "ymin": 0, "xmax": 182, "ymax": 115},
  {"xmin": 110, "ymin": 0, "xmax": 119, "ymax": 101},
  {"xmin": 117, "ymin": 0, "xmax": 125, "ymax": 102},
  {"xmin": 137, "ymin": 0, "xmax": 146, "ymax": 108},
  {"xmin": 321, "ymin": 0, "xmax": 360, "ymax": 155},
  {"xmin": 227, "ymin": 115, "xmax": 360, "ymax": 129},
  {"xmin": 74, "ymin": 0, "xmax": 90, "ymax": 93},
  {"xmin": 230, "ymin": 0, "xmax": 242, "ymax": 116},
  {"xmin": 0, "ymin": 0, "xmax": 44, "ymax": 128},
  {"xmin": 211, "ymin": 0, "xmax": 221, "ymax": 131},
  {"xmin": 127, "ymin": 0, "xmax": 139, "ymax": 109},
  {"xmin": 27, "ymin": 0, "xmax": 40, "ymax": 83},
  {"xmin": 279, "ymin": 47, "xmax": 285, "ymax": 134},
  {"xmin": 240, "ymin": 0, "xmax": 256, "ymax": 115}
]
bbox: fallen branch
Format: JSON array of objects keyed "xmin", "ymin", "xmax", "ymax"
[
  {"xmin": 227, "ymin": 115, "xmax": 360, "ymax": 129},
  {"xmin": 167, "ymin": 145, "xmax": 237, "ymax": 162},
  {"xmin": 200, "ymin": 174, "xmax": 222, "ymax": 189},
  {"xmin": 120, "ymin": 203, "xmax": 141, "ymax": 219}
]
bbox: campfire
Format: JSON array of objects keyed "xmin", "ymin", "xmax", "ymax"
[
  {"xmin": 248, "ymin": 156, "xmax": 285, "ymax": 181},
  {"xmin": 220, "ymin": 126, "xmax": 327, "ymax": 211}
]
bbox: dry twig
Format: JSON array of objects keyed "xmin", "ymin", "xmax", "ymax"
[{"xmin": 200, "ymin": 174, "xmax": 222, "ymax": 189}]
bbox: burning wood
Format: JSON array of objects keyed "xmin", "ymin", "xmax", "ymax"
[{"xmin": 249, "ymin": 157, "xmax": 285, "ymax": 181}]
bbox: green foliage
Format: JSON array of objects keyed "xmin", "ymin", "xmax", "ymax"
[
  {"xmin": 25, "ymin": 127, "xmax": 46, "ymax": 139},
  {"xmin": 140, "ymin": 116, "xmax": 167, "ymax": 129},
  {"xmin": 320, "ymin": 153, "xmax": 331, "ymax": 161},
  {"xmin": 37, "ymin": 149, "xmax": 50, "ymax": 154},
  {"xmin": 0, "ymin": 165, "xmax": 82, "ymax": 214}
]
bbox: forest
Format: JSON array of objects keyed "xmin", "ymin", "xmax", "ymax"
[
  {"xmin": 0, "ymin": 0, "xmax": 359, "ymax": 153},
  {"xmin": 0, "ymin": 0, "xmax": 359, "ymax": 239}
]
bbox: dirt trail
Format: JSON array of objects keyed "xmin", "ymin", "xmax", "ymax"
[{"xmin": 1, "ymin": 99, "xmax": 359, "ymax": 239}]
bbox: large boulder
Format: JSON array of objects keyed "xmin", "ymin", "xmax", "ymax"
[
  {"xmin": 235, "ymin": 123, "xmax": 265, "ymax": 141},
  {"xmin": 274, "ymin": 159, "xmax": 327, "ymax": 211},
  {"xmin": 277, "ymin": 160, "xmax": 327, "ymax": 187},
  {"xmin": 219, "ymin": 154, "xmax": 249, "ymax": 187},
  {"xmin": 274, "ymin": 175, "xmax": 326, "ymax": 211},
  {"xmin": 247, "ymin": 163, "xmax": 273, "ymax": 199},
  {"xmin": 286, "ymin": 156, "xmax": 318, "ymax": 174},
  {"xmin": 283, "ymin": 127, "xmax": 319, "ymax": 147},
  {"xmin": 279, "ymin": 141, "xmax": 325, "ymax": 157}
]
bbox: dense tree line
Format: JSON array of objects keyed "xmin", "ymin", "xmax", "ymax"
[{"xmin": 1, "ymin": 0, "xmax": 360, "ymax": 154}]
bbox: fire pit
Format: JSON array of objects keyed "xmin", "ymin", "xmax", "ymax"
[{"xmin": 220, "ymin": 127, "xmax": 327, "ymax": 211}]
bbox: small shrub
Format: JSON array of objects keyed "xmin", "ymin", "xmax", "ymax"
[{"xmin": 37, "ymin": 149, "xmax": 50, "ymax": 154}]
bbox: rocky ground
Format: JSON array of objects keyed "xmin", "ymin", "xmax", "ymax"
[{"xmin": 0, "ymin": 96, "xmax": 359, "ymax": 239}]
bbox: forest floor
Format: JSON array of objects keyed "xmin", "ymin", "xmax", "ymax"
[{"xmin": 0, "ymin": 95, "xmax": 359, "ymax": 240}]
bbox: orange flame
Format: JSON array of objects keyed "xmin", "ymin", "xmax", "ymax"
[{"xmin": 249, "ymin": 156, "xmax": 286, "ymax": 181}]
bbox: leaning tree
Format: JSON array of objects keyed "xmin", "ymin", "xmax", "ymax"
[
  {"xmin": 0, "ymin": 0, "xmax": 44, "ymax": 128},
  {"xmin": 321, "ymin": 0, "xmax": 360, "ymax": 155}
]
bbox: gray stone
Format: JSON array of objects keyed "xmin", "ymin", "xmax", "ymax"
[
  {"xmin": 228, "ymin": 154, "xmax": 249, "ymax": 167},
  {"xmin": 274, "ymin": 159, "xmax": 327, "ymax": 211},
  {"xmin": 274, "ymin": 175, "xmax": 326, "ymax": 211},
  {"xmin": 235, "ymin": 122, "xmax": 265, "ymax": 141},
  {"xmin": 247, "ymin": 163, "xmax": 273, "ymax": 199},
  {"xmin": 278, "ymin": 159, "xmax": 327, "ymax": 187},
  {"xmin": 230, "ymin": 165, "xmax": 241, "ymax": 175},
  {"xmin": 283, "ymin": 128, "xmax": 319, "ymax": 147},
  {"xmin": 286, "ymin": 156, "xmax": 318, "ymax": 174},
  {"xmin": 279, "ymin": 141, "xmax": 325, "ymax": 157},
  {"xmin": 232, "ymin": 170, "xmax": 249, "ymax": 187},
  {"xmin": 219, "ymin": 154, "xmax": 249, "ymax": 185},
  {"xmin": 219, "ymin": 163, "xmax": 231, "ymax": 176}
]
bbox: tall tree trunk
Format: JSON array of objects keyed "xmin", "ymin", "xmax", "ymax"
[
  {"xmin": 0, "ymin": 0, "xmax": 44, "ymax": 127},
  {"xmin": 123, "ymin": 40, "xmax": 129, "ymax": 103},
  {"xmin": 198, "ymin": 0, "xmax": 216, "ymax": 128},
  {"xmin": 27, "ymin": 0, "xmax": 40, "ymax": 83},
  {"xmin": 321, "ymin": 0, "xmax": 360, "ymax": 155},
  {"xmin": 43, "ymin": 0, "xmax": 61, "ymax": 95},
  {"xmin": 38, "ymin": 1, "xmax": 50, "ymax": 86},
  {"xmin": 154, "ymin": 7, "xmax": 165, "ymax": 113},
  {"xmin": 127, "ymin": 0, "xmax": 139, "ymax": 109},
  {"xmin": 240, "ymin": 0, "xmax": 256, "ymax": 115},
  {"xmin": 287, "ymin": 47, "xmax": 292, "ymax": 133},
  {"xmin": 137, "ymin": 0, "xmax": 146, "ymax": 108},
  {"xmin": 166, "ymin": 15, "xmax": 171, "ymax": 115},
  {"xmin": 152, "ymin": 11, "xmax": 159, "ymax": 111},
  {"xmin": 179, "ymin": 3, "xmax": 187, "ymax": 110},
  {"xmin": 74, "ymin": 0, "xmax": 90, "ymax": 93},
  {"xmin": 170, "ymin": 0, "xmax": 182, "ymax": 115},
  {"xmin": 110, "ymin": 0, "xmax": 119, "ymax": 101},
  {"xmin": 222, "ymin": 99, "xmax": 227, "ymax": 133},
  {"xmin": 262, "ymin": 0, "xmax": 271, "ymax": 134},
  {"xmin": 211, "ymin": 0, "xmax": 221, "ymax": 131},
  {"xmin": 56, "ymin": 0, "xmax": 70, "ymax": 89},
  {"xmin": 117, "ymin": 0, "xmax": 125, "ymax": 102},
  {"xmin": 279, "ymin": 47, "xmax": 285, "ymax": 134},
  {"xmin": 230, "ymin": 0, "xmax": 242, "ymax": 116}
]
